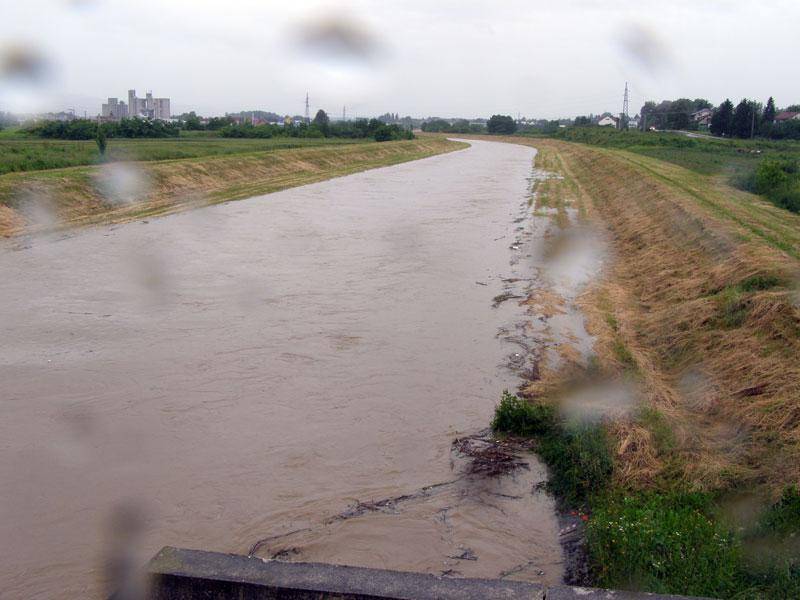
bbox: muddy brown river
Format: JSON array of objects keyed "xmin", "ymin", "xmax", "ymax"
[{"xmin": 1, "ymin": 140, "xmax": 571, "ymax": 598}]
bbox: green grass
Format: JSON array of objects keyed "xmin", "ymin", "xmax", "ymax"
[
  {"xmin": 537, "ymin": 422, "xmax": 614, "ymax": 505},
  {"xmin": 637, "ymin": 407, "xmax": 676, "ymax": 455},
  {"xmin": 588, "ymin": 492, "xmax": 741, "ymax": 597},
  {"xmin": 757, "ymin": 486, "xmax": 800, "ymax": 536},
  {"xmin": 0, "ymin": 136, "xmax": 366, "ymax": 175},
  {"xmin": 491, "ymin": 390, "xmax": 556, "ymax": 435},
  {"xmin": 709, "ymin": 274, "xmax": 785, "ymax": 329},
  {"xmin": 491, "ymin": 391, "xmax": 800, "ymax": 597},
  {"xmin": 491, "ymin": 391, "xmax": 613, "ymax": 505},
  {"xmin": 716, "ymin": 286, "xmax": 750, "ymax": 328},
  {"xmin": 541, "ymin": 127, "xmax": 800, "ymax": 212}
]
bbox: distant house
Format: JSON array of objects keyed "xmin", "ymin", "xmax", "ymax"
[
  {"xmin": 691, "ymin": 108, "xmax": 713, "ymax": 127},
  {"xmin": 597, "ymin": 115, "xmax": 619, "ymax": 127},
  {"xmin": 774, "ymin": 111, "xmax": 800, "ymax": 122},
  {"xmin": 628, "ymin": 115, "xmax": 640, "ymax": 129}
]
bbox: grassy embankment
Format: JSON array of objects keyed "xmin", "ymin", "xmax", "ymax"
[
  {"xmin": 474, "ymin": 133, "xmax": 800, "ymax": 597},
  {"xmin": 0, "ymin": 137, "xmax": 465, "ymax": 237},
  {"xmin": 0, "ymin": 132, "xmax": 366, "ymax": 175},
  {"xmin": 546, "ymin": 127, "xmax": 800, "ymax": 214}
]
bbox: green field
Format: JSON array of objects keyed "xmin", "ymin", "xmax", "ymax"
[
  {"xmin": 540, "ymin": 127, "xmax": 800, "ymax": 213},
  {"xmin": 545, "ymin": 126, "xmax": 800, "ymax": 176},
  {"xmin": 0, "ymin": 133, "xmax": 366, "ymax": 175}
]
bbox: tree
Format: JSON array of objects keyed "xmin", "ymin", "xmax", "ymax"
[
  {"xmin": 421, "ymin": 118, "xmax": 451, "ymax": 132},
  {"xmin": 710, "ymin": 99, "xmax": 734, "ymax": 136},
  {"xmin": 312, "ymin": 109, "xmax": 330, "ymax": 136},
  {"xmin": 732, "ymin": 99, "xmax": 760, "ymax": 138},
  {"xmin": 96, "ymin": 127, "xmax": 107, "ymax": 156},
  {"xmin": 763, "ymin": 97, "xmax": 776, "ymax": 123},
  {"xmin": 182, "ymin": 111, "xmax": 203, "ymax": 131},
  {"xmin": 668, "ymin": 98, "xmax": 693, "ymax": 130},
  {"xmin": 206, "ymin": 116, "xmax": 234, "ymax": 130},
  {"xmin": 487, "ymin": 114, "xmax": 517, "ymax": 135}
]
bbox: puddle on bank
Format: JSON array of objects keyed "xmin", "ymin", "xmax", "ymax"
[{"xmin": 493, "ymin": 159, "xmax": 606, "ymax": 376}]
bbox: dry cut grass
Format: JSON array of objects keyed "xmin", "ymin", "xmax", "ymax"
[{"xmin": 475, "ymin": 134, "xmax": 800, "ymax": 495}]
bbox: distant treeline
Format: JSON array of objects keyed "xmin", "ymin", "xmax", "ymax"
[
  {"xmin": 31, "ymin": 118, "xmax": 180, "ymax": 139},
  {"xmin": 421, "ymin": 115, "xmax": 522, "ymax": 135},
  {"xmin": 708, "ymin": 98, "xmax": 800, "ymax": 140},
  {"xmin": 640, "ymin": 97, "xmax": 800, "ymax": 140},
  {"xmin": 639, "ymin": 98, "xmax": 712, "ymax": 131},
  {"xmin": 420, "ymin": 119, "xmax": 484, "ymax": 134},
  {"xmin": 220, "ymin": 111, "xmax": 414, "ymax": 142},
  {"xmin": 25, "ymin": 111, "xmax": 413, "ymax": 143}
]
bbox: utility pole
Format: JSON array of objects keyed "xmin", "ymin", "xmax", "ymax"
[
  {"xmin": 304, "ymin": 92, "xmax": 310, "ymax": 124},
  {"xmin": 621, "ymin": 81, "xmax": 629, "ymax": 130},
  {"xmin": 343, "ymin": 105, "xmax": 346, "ymax": 122}
]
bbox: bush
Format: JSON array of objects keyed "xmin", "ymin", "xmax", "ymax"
[
  {"xmin": 587, "ymin": 492, "xmax": 741, "ymax": 597},
  {"xmin": 538, "ymin": 422, "xmax": 614, "ymax": 504},
  {"xmin": 220, "ymin": 123, "xmax": 277, "ymax": 138},
  {"xmin": 487, "ymin": 114, "xmax": 517, "ymax": 135},
  {"xmin": 748, "ymin": 158, "xmax": 800, "ymax": 213},
  {"xmin": 754, "ymin": 159, "xmax": 793, "ymax": 193},
  {"xmin": 760, "ymin": 486, "xmax": 800, "ymax": 536},
  {"xmin": 716, "ymin": 286, "xmax": 749, "ymax": 328},
  {"xmin": 491, "ymin": 391, "xmax": 613, "ymax": 504},
  {"xmin": 373, "ymin": 124, "xmax": 413, "ymax": 142},
  {"xmin": 373, "ymin": 125, "xmax": 396, "ymax": 142},
  {"xmin": 491, "ymin": 391, "xmax": 555, "ymax": 435}
]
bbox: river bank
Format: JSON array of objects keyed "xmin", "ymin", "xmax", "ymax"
[
  {"xmin": 467, "ymin": 134, "xmax": 800, "ymax": 597},
  {"xmin": 0, "ymin": 137, "xmax": 464, "ymax": 237}
]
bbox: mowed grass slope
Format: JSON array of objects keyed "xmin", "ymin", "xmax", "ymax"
[
  {"xmin": 0, "ymin": 137, "xmax": 466, "ymax": 236},
  {"xmin": 470, "ymin": 133, "xmax": 800, "ymax": 490},
  {"xmin": 477, "ymin": 133, "xmax": 800, "ymax": 596},
  {"xmin": 0, "ymin": 135, "xmax": 366, "ymax": 175}
]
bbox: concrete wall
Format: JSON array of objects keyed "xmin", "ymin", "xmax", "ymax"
[{"xmin": 140, "ymin": 547, "xmax": 709, "ymax": 600}]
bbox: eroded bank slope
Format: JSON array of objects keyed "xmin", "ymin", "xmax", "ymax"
[{"xmin": 0, "ymin": 137, "xmax": 465, "ymax": 237}]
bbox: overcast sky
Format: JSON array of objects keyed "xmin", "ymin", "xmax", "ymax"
[{"xmin": 2, "ymin": 0, "xmax": 799, "ymax": 119}]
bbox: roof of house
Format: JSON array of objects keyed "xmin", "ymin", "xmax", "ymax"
[{"xmin": 775, "ymin": 111, "xmax": 800, "ymax": 121}]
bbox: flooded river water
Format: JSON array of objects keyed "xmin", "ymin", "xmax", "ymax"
[{"xmin": 0, "ymin": 140, "xmax": 568, "ymax": 598}]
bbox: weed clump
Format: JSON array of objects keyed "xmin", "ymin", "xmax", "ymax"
[
  {"xmin": 538, "ymin": 423, "xmax": 614, "ymax": 505},
  {"xmin": 491, "ymin": 390, "xmax": 555, "ymax": 435},
  {"xmin": 491, "ymin": 391, "xmax": 613, "ymax": 504},
  {"xmin": 737, "ymin": 273, "xmax": 782, "ymax": 292},
  {"xmin": 587, "ymin": 492, "xmax": 741, "ymax": 598},
  {"xmin": 716, "ymin": 286, "xmax": 749, "ymax": 328},
  {"xmin": 759, "ymin": 486, "xmax": 800, "ymax": 536}
]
